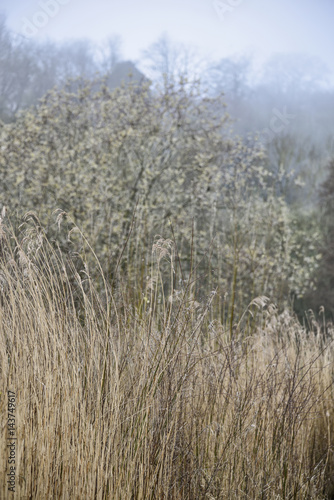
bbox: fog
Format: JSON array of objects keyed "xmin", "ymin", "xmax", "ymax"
[{"xmin": 2, "ymin": 0, "xmax": 334, "ymax": 81}]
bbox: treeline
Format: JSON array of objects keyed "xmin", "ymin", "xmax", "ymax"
[{"xmin": 0, "ymin": 15, "xmax": 123, "ymax": 122}]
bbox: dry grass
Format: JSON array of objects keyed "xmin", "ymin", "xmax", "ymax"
[{"xmin": 0, "ymin": 219, "xmax": 334, "ymax": 499}]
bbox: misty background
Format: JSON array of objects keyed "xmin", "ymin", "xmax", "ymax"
[{"xmin": 1, "ymin": 0, "xmax": 334, "ymax": 201}]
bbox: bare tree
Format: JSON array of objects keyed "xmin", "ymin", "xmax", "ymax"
[
  {"xmin": 99, "ymin": 36, "xmax": 122, "ymax": 75},
  {"xmin": 259, "ymin": 53, "xmax": 331, "ymax": 95},
  {"xmin": 207, "ymin": 56, "xmax": 252, "ymax": 111},
  {"xmin": 141, "ymin": 34, "xmax": 205, "ymax": 87},
  {"xmin": 0, "ymin": 16, "xmax": 39, "ymax": 121}
]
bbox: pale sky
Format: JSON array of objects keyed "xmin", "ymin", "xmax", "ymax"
[{"xmin": 2, "ymin": 0, "xmax": 334, "ymax": 81}]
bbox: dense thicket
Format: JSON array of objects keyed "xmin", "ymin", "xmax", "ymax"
[
  {"xmin": 0, "ymin": 76, "xmax": 321, "ymax": 320},
  {"xmin": 305, "ymin": 159, "xmax": 334, "ymax": 318}
]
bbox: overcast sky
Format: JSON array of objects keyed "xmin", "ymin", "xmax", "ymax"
[{"xmin": 2, "ymin": 0, "xmax": 334, "ymax": 82}]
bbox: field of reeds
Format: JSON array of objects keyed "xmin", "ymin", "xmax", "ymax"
[{"xmin": 0, "ymin": 214, "xmax": 334, "ymax": 499}]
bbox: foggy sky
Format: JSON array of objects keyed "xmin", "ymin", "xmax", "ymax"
[{"xmin": 2, "ymin": 0, "xmax": 334, "ymax": 83}]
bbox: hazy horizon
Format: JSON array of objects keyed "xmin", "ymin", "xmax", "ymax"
[{"xmin": 2, "ymin": 0, "xmax": 334, "ymax": 86}]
